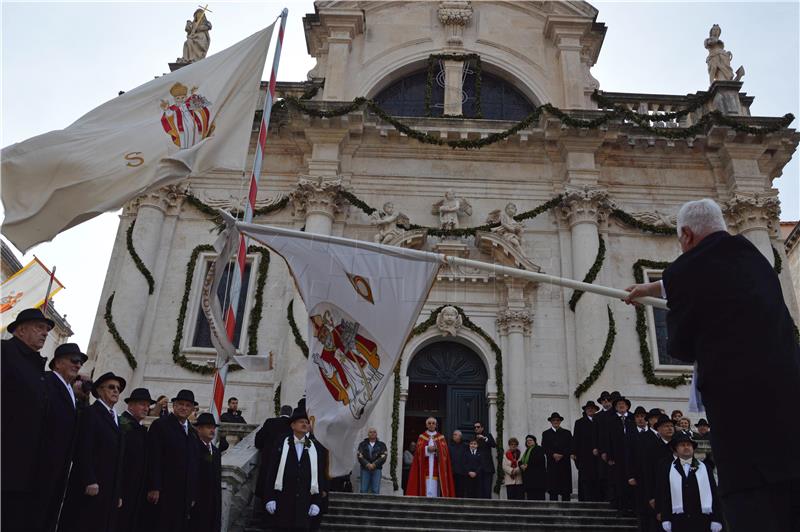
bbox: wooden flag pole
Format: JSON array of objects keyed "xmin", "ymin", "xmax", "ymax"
[{"xmin": 41, "ymin": 265, "xmax": 56, "ymax": 315}]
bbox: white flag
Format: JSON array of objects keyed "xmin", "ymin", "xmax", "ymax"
[
  {"xmin": 1, "ymin": 24, "xmax": 275, "ymax": 252},
  {"xmin": 228, "ymin": 222, "xmax": 442, "ymax": 476},
  {"xmin": 1, "ymin": 258, "xmax": 64, "ymax": 332}
]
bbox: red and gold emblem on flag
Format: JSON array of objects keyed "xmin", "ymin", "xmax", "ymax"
[
  {"xmin": 160, "ymin": 82, "xmax": 215, "ymax": 149},
  {"xmin": 310, "ymin": 307, "xmax": 384, "ymax": 420}
]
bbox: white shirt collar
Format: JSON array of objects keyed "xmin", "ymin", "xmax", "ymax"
[
  {"xmin": 53, "ymin": 371, "xmax": 76, "ymax": 407},
  {"xmin": 97, "ymin": 398, "xmax": 115, "ymax": 413}
]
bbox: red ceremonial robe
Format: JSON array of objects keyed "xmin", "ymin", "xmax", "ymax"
[{"xmin": 406, "ymin": 431, "xmax": 456, "ymax": 497}]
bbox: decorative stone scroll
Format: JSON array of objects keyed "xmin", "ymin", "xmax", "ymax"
[{"xmin": 437, "ymin": 1, "xmax": 473, "ymax": 46}]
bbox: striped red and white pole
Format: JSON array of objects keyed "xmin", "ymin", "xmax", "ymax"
[{"xmin": 211, "ymin": 8, "xmax": 288, "ymax": 423}]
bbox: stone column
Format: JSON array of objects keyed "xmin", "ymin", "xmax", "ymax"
[
  {"xmin": 725, "ymin": 192, "xmax": 780, "ymax": 265},
  {"xmin": 289, "ymin": 176, "xmax": 347, "ymax": 236},
  {"xmin": 544, "ymin": 18, "xmax": 591, "ymax": 109},
  {"xmin": 317, "ymin": 11, "xmax": 365, "ymax": 101},
  {"xmin": 497, "ymin": 308, "xmax": 532, "ymax": 443}
]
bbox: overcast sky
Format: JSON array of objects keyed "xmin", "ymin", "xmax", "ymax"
[{"xmin": 2, "ymin": 1, "xmax": 798, "ymax": 349}]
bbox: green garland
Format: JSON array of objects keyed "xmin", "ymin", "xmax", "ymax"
[
  {"xmin": 171, "ymin": 244, "xmax": 269, "ymax": 374},
  {"xmin": 772, "ymin": 246, "xmax": 782, "ymax": 274},
  {"xmin": 126, "ymin": 220, "xmax": 155, "ymax": 294},
  {"xmin": 425, "ymin": 53, "xmax": 482, "ymax": 118},
  {"xmin": 406, "ymin": 304, "xmax": 505, "ymax": 493},
  {"xmin": 340, "ymin": 190, "xmax": 376, "ymax": 216},
  {"xmin": 390, "ymin": 361, "xmax": 401, "ymax": 491},
  {"xmin": 287, "ymin": 299, "xmax": 309, "ymax": 358},
  {"xmin": 184, "ymin": 192, "xmax": 290, "ymax": 224},
  {"xmin": 104, "ymin": 292, "xmax": 137, "ymax": 370},
  {"xmin": 573, "ymin": 306, "xmax": 616, "ymax": 397},
  {"xmin": 568, "ymin": 235, "xmax": 606, "ymax": 311},
  {"xmin": 274, "ymin": 382, "xmax": 282, "ymax": 417},
  {"xmin": 632, "ymin": 259, "xmax": 690, "ymax": 387},
  {"xmin": 611, "ymin": 209, "xmax": 677, "ymax": 236}
]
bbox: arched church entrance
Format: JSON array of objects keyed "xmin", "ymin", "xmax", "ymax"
[{"xmin": 403, "ymin": 341, "xmax": 488, "ymax": 448}]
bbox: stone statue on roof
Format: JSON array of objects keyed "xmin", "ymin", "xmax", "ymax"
[
  {"xmin": 704, "ymin": 24, "xmax": 744, "ymax": 84},
  {"xmin": 178, "ymin": 7, "xmax": 212, "ymax": 64}
]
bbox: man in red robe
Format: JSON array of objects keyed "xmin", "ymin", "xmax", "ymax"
[{"xmin": 406, "ymin": 417, "xmax": 455, "ymax": 497}]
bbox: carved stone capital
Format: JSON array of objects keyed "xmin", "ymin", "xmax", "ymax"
[
  {"xmin": 125, "ymin": 183, "xmax": 187, "ymax": 217},
  {"xmin": 557, "ymin": 186, "xmax": 613, "ymax": 228},
  {"xmin": 496, "ymin": 309, "xmax": 533, "ymax": 336},
  {"xmin": 724, "ymin": 192, "xmax": 780, "ymax": 234},
  {"xmin": 437, "ymin": 1, "xmax": 473, "ymax": 46},
  {"xmin": 289, "ymin": 176, "xmax": 348, "ymax": 220}
]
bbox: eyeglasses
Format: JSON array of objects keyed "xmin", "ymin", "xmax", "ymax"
[
  {"xmin": 474, "ymin": 425, "xmax": 482, "ymax": 429},
  {"xmin": 69, "ymin": 357, "xmax": 84, "ymax": 365},
  {"xmin": 104, "ymin": 385, "xmax": 121, "ymax": 391}
]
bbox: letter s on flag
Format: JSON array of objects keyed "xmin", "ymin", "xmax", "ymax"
[{"xmin": 124, "ymin": 152, "xmax": 144, "ymax": 167}]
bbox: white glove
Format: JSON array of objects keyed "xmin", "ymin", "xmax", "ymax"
[
  {"xmin": 710, "ymin": 522, "xmax": 723, "ymax": 532},
  {"xmin": 308, "ymin": 504, "xmax": 320, "ymax": 517},
  {"xmin": 662, "ymin": 522, "xmax": 672, "ymax": 532},
  {"xmin": 265, "ymin": 500, "xmax": 276, "ymax": 514}
]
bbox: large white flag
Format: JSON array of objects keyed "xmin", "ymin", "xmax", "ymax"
[
  {"xmin": 1, "ymin": 258, "xmax": 64, "ymax": 332},
  {"xmin": 1, "ymin": 24, "xmax": 275, "ymax": 252},
  {"xmin": 220, "ymin": 221, "xmax": 442, "ymax": 476}
]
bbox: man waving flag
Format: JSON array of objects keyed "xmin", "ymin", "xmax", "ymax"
[{"xmin": 1, "ymin": 23, "xmax": 275, "ymax": 252}]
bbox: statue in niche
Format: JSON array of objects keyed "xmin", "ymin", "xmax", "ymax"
[
  {"xmin": 432, "ymin": 189, "xmax": 472, "ymax": 230},
  {"xmin": 178, "ymin": 7, "xmax": 212, "ymax": 64},
  {"xmin": 704, "ymin": 24, "xmax": 744, "ymax": 84},
  {"xmin": 487, "ymin": 202, "xmax": 524, "ymax": 250},
  {"xmin": 436, "ymin": 306, "xmax": 463, "ymax": 336},
  {"xmin": 370, "ymin": 202, "xmax": 409, "ymax": 244}
]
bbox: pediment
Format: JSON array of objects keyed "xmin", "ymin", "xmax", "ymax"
[{"xmin": 475, "ymin": 231, "xmax": 542, "ymax": 272}]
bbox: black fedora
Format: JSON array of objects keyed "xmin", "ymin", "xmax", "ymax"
[
  {"xmin": 289, "ymin": 407, "xmax": 310, "ymax": 424},
  {"xmin": 670, "ymin": 432, "xmax": 698, "ymax": 450},
  {"xmin": 171, "ymin": 389, "xmax": 198, "ymax": 406},
  {"xmin": 582, "ymin": 401, "xmax": 599, "ymax": 412},
  {"xmin": 194, "ymin": 412, "xmax": 219, "ymax": 427},
  {"xmin": 48, "ymin": 342, "xmax": 88, "ymax": 369},
  {"xmin": 653, "ymin": 414, "xmax": 673, "ymax": 430},
  {"xmin": 92, "ymin": 372, "xmax": 126, "ymax": 398},
  {"xmin": 547, "ymin": 412, "xmax": 564, "ymax": 422},
  {"xmin": 124, "ymin": 387, "xmax": 156, "ymax": 404},
  {"xmin": 646, "ymin": 408, "xmax": 663, "ymax": 419},
  {"xmin": 613, "ymin": 396, "xmax": 631, "ymax": 409},
  {"xmin": 8, "ymin": 308, "xmax": 54, "ymax": 334},
  {"xmin": 633, "ymin": 406, "xmax": 648, "ymax": 416},
  {"xmin": 695, "ymin": 418, "xmax": 710, "ymax": 428},
  {"xmin": 597, "ymin": 391, "xmax": 611, "ymax": 402}
]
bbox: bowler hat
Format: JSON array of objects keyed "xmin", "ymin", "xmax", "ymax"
[
  {"xmin": 194, "ymin": 412, "xmax": 219, "ymax": 427},
  {"xmin": 48, "ymin": 342, "xmax": 88, "ymax": 369},
  {"xmin": 289, "ymin": 407, "xmax": 310, "ymax": 424},
  {"xmin": 171, "ymin": 389, "xmax": 198, "ymax": 406},
  {"xmin": 613, "ymin": 396, "xmax": 631, "ymax": 408},
  {"xmin": 633, "ymin": 406, "xmax": 648, "ymax": 416},
  {"xmin": 92, "ymin": 372, "xmax": 126, "ymax": 398},
  {"xmin": 547, "ymin": 412, "xmax": 564, "ymax": 422},
  {"xmin": 8, "ymin": 308, "xmax": 54, "ymax": 334},
  {"xmin": 670, "ymin": 432, "xmax": 698, "ymax": 450},
  {"xmin": 646, "ymin": 408, "xmax": 663, "ymax": 419},
  {"xmin": 124, "ymin": 387, "xmax": 156, "ymax": 404},
  {"xmin": 653, "ymin": 414, "xmax": 673, "ymax": 430},
  {"xmin": 695, "ymin": 418, "xmax": 710, "ymax": 428},
  {"xmin": 582, "ymin": 401, "xmax": 599, "ymax": 412},
  {"xmin": 597, "ymin": 391, "xmax": 611, "ymax": 402}
]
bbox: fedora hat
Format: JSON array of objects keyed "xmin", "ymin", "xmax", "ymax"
[
  {"xmin": 653, "ymin": 414, "xmax": 673, "ymax": 430},
  {"xmin": 289, "ymin": 407, "xmax": 310, "ymax": 424},
  {"xmin": 695, "ymin": 418, "xmax": 710, "ymax": 427},
  {"xmin": 597, "ymin": 391, "xmax": 611, "ymax": 402},
  {"xmin": 646, "ymin": 408, "xmax": 663, "ymax": 419},
  {"xmin": 194, "ymin": 412, "xmax": 219, "ymax": 427},
  {"xmin": 124, "ymin": 387, "xmax": 155, "ymax": 404},
  {"xmin": 633, "ymin": 406, "xmax": 648, "ymax": 416},
  {"xmin": 582, "ymin": 401, "xmax": 599, "ymax": 412},
  {"xmin": 670, "ymin": 431, "xmax": 698, "ymax": 450},
  {"xmin": 547, "ymin": 412, "xmax": 564, "ymax": 422},
  {"xmin": 8, "ymin": 308, "xmax": 54, "ymax": 334},
  {"xmin": 171, "ymin": 389, "xmax": 198, "ymax": 406},
  {"xmin": 92, "ymin": 372, "xmax": 126, "ymax": 398},
  {"xmin": 48, "ymin": 342, "xmax": 88, "ymax": 369},
  {"xmin": 613, "ymin": 396, "xmax": 631, "ymax": 408}
]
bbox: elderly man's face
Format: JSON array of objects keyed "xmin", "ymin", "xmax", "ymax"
[
  {"xmin": 127, "ymin": 399, "xmax": 150, "ymax": 421},
  {"xmin": 291, "ymin": 418, "xmax": 310, "ymax": 436},
  {"xmin": 426, "ymin": 418, "xmax": 437, "ymax": 432},
  {"xmin": 14, "ymin": 320, "xmax": 50, "ymax": 351},
  {"xmin": 53, "ymin": 355, "xmax": 83, "ymax": 382},
  {"xmin": 658, "ymin": 423, "xmax": 675, "ymax": 440},
  {"xmin": 367, "ymin": 428, "xmax": 377, "ymax": 441},
  {"xmin": 196, "ymin": 424, "xmax": 216, "ymax": 442},
  {"xmin": 97, "ymin": 379, "xmax": 121, "ymax": 406},
  {"xmin": 551, "ymin": 419, "xmax": 561, "ymax": 429},
  {"xmin": 173, "ymin": 399, "xmax": 194, "ymax": 421},
  {"xmin": 452, "ymin": 431, "xmax": 462, "ymax": 443}
]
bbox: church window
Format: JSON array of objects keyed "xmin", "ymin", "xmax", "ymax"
[{"xmin": 644, "ymin": 270, "xmax": 689, "ymax": 368}]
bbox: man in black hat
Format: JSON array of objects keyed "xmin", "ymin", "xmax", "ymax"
[
  {"xmin": 655, "ymin": 433, "xmax": 722, "ymax": 532},
  {"xmin": 542, "ymin": 412, "xmax": 573, "ymax": 501},
  {"xmin": 189, "ymin": 413, "xmax": 222, "ymax": 532},
  {"xmin": 59, "ymin": 372, "xmax": 126, "ymax": 532},
  {"xmin": 595, "ymin": 390, "xmax": 620, "ymax": 502},
  {"xmin": 255, "ymin": 404, "xmax": 294, "ymax": 506},
  {"xmin": 693, "ymin": 420, "xmax": 710, "ymax": 441},
  {"xmin": 1, "ymin": 307, "xmax": 54, "ymax": 531},
  {"xmin": 602, "ymin": 396, "xmax": 637, "ymax": 514},
  {"xmin": 39, "ymin": 343, "xmax": 87, "ymax": 532},
  {"xmin": 146, "ymin": 389, "xmax": 199, "ymax": 532},
  {"xmin": 572, "ymin": 400, "xmax": 601, "ymax": 501},
  {"xmin": 264, "ymin": 407, "xmax": 327, "ymax": 531},
  {"xmin": 118, "ymin": 388, "xmax": 155, "ymax": 532},
  {"xmin": 642, "ymin": 415, "xmax": 676, "ymax": 532},
  {"xmin": 628, "ymin": 406, "xmax": 653, "ymax": 530}
]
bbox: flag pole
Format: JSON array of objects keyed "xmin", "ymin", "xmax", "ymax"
[
  {"xmin": 210, "ymin": 8, "xmax": 289, "ymax": 425},
  {"xmin": 41, "ymin": 265, "xmax": 56, "ymax": 315}
]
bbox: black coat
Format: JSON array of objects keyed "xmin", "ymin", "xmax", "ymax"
[
  {"xmin": 448, "ymin": 441, "xmax": 468, "ymax": 476},
  {"xmin": 1, "ymin": 337, "xmax": 48, "ymax": 495},
  {"xmin": 663, "ymin": 231, "xmax": 800, "ymax": 495},
  {"xmin": 220, "ymin": 410, "xmax": 246, "ymax": 423},
  {"xmin": 146, "ymin": 414, "xmax": 199, "ymax": 532},
  {"xmin": 117, "ymin": 411, "xmax": 148, "ymax": 532},
  {"xmin": 602, "ymin": 413, "xmax": 638, "ymax": 477},
  {"xmin": 656, "ymin": 458, "xmax": 721, "ymax": 524},
  {"xmin": 255, "ymin": 415, "xmax": 292, "ymax": 498},
  {"xmin": 59, "ymin": 400, "xmax": 124, "ymax": 532},
  {"xmin": 572, "ymin": 415, "xmax": 598, "ymax": 480},
  {"xmin": 357, "ymin": 439, "xmax": 388, "ymax": 469},
  {"xmin": 475, "ymin": 432, "xmax": 496, "ymax": 473},
  {"xmin": 520, "ymin": 444, "xmax": 546, "ymax": 491},
  {"xmin": 542, "ymin": 427, "xmax": 573, "ymax": 495},
  {"xmin": 189, "ymin": 438, "xmax": 221, "ymax": 532},
  {"xmin": 642, "ymin": 433, "xmax": 674, "ymax": 502},
  {"xmin": 264, "ymin": 436, "xmax": 327, "ymax": 530},
  {"xmin": 39, "ymin": 372, "xmax": 79, "ymax": 532}
]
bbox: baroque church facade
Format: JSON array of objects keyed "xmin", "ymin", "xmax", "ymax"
[{"xmin": 86, "ymin": 0, "xmax": 799, "ymax": 492}]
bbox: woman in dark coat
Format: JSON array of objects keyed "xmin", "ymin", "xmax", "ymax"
[
  {"xmin": 542, "ymin": 412, "xmax": 574, "ymax": 501},
  {"xmin": 519, "ymin": 435, "xmax": 546, "ymax": 500}
]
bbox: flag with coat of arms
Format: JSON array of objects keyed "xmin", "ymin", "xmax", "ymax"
[{"xmin": 1, "ymin": 23, "xmax": 275, "ymax": 252}]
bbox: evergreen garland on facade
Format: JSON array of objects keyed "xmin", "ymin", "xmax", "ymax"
[
  {"xmin": 274, "ymin": 382, "xmax": 282, "ymax": 417},
  {"xmin": 772, "ymin": 246, "xmax": 782, "ymax": 274},
  {"xmin": 287, "ymin": 299, "xmax": 309, "ymax": 358},
  {"xmin": 126, "ymin": 220, "xmax": 155, "ymax": 294},
  {"xmin": 573, "ymin": 306, "xmax": 616, "ymax": 397},
  {"xmin": 611, "ymin": 209, "xmax": 677, "ymax": 235},
  {"xmin": 568, "ymin": 236, "xmax": 606, "ymax": 311},
  {"xmin": 104, "ymin": 292, "xmax": 137, "ymax": 370}
]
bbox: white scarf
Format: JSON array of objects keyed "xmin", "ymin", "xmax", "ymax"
[
  {"xmin": 669, "ymin": 459, "xmax": 712, "ymax": 515},
  {"xmin": 274, "ymin": 435, "xmax": 319, "ymax": 495}
]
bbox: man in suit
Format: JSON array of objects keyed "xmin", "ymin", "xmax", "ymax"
[
  {"xmin": 59, "ymin": 372, "xmax": 126, "ymax": 532},
  {"xmin": 642, "ymin": 415, "xmax": 676, "ymax": 532},
  {"xmin": 542, "ymin": 412, "xmax": 573, "ymax": 501},
  {"xmin": 463, "ymin": 439, "xmax": 483, "ymax": 499},
  {"xmin": 572, "ymin": 400, "xmax": 601, "ymax": 501},
  {"xmin": 255, "ymin": 405, "xmax": 293, "ymax": 500},
  {"xmin": 40, "ymin": 343, "xmax": 86, "ymax": 532},
  {"xmin": 628, "ymin": 406, "xmax": 653, "ymax": 531},
  {"xmin": 447, "ymin": 430, "xmax": 468, "ymax": 498},
  {"xmin": 264, "ymin": 407, "xmax": 327, "ymax": 531},
  {"xmin": 596, "ymin": 390, "xmax": 621, "ymax": 502},
  {"xmin": 146, "ymin": 389, "xmax": 199, "ymax": 532},
  {"xmin": 626, "ymin": 198, "xmax": 800, "ymax": 532},
  {"xmin": 189, "ymin": 413, "xmax": 222, "ymax": 532},
  {"xmin": 473, "ymin": 420, "xmax": 496, "ymax": 499},
  {"xmin": 118, "ymin": 388, "xmax": 155, "ymax": 532},
  {"xmin": 602, "ymin": 396, "xmax": 638, "ymax": 514},
  {"xmin": 1, "ymin": 308, "xmax": 53, "ymax": 532}
]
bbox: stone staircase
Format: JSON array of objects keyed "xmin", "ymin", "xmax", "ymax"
[{"xmin": 244, "ymin": 492, "xmax": 638, "ymax": 531}]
